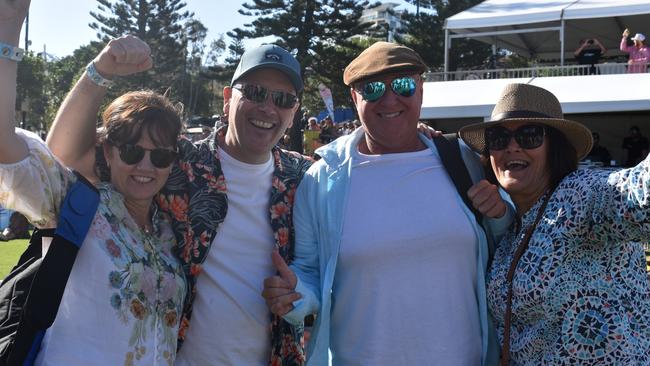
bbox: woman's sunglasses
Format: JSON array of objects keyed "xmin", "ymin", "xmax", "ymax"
[
  {"xmin": 485, "ymin": 124, "xmax": 546, "ymax": 151},
  {"xmin": 232, "ymin": 83, "xmax": 299, "ymax": 109},
  {"xmin": 356, "ymin": 76, "xmax": 417, "ymax": 102},
  {"xmin": 116, "ymin": 144, "xmax": 177, "ymax": 168}
]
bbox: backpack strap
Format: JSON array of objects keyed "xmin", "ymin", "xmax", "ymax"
[
  {"xmin": 432, "ymin": 134, "xmax": 484, "ymax": 230},
  {"xmin": 9, "ymin": 172, "xmax": 99, "ymax": 366}
]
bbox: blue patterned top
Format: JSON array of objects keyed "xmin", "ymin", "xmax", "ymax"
[{"xmin": 487, "ymin": 154, "xmax": 650, "ymax": 365}]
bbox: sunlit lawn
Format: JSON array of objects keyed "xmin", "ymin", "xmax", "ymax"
[{"xmin": 0, "ymin": 238, "xmax": 29, "ymax": 279}]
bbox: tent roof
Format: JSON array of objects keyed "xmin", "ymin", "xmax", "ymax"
[
  {"xmin": 444, "ymin": 0, "xmax": 650, "ymax": 60},
  {"xmin": 446, "ymin": 0, "xmax": 650, "ymax": 29},
  {"xmin": 420, "ymin": 73, "xmax": 650, "ymax": 120}
]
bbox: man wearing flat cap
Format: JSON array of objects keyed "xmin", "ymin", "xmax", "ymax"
[
  {"xmin": 263, "ymin": 41, "xmax": 511, "ymax": 365},
  {"xmin": 47, "ymin": 40, "xmax": 311, "ymax": 365}
]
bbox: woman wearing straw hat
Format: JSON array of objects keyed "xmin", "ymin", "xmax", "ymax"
[
  {"xmin": 621, "ymin": 28, "xmax": 650, "ymax": 73},
  {"xmin": 459, "ymin": 83, "xmax": 650, "ymax": 365}
]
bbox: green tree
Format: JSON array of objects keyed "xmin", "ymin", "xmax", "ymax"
[
  {"xmin": 16, "ymin": 53, "xmax": 48, "ymax": 132},
  {"xmin": 397, "ymin": 0, "xmax": 492, "ymax": 72},
  {"xmin": 89, "ymin": 0, "xmax": 193, "ymax": 101},
  {"xmin": 43, "ymin": 43, "xmax": 103, "ymax": 127}
]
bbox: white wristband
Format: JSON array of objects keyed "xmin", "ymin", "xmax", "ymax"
[
  {"xmin": 85, "ymin": 62, "xmax": 115, "ymax": 88},
  {"xmin": 0, "ymin": 42, "xmax": 24, "ymax": 62}
]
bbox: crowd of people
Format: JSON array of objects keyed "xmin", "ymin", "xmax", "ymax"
[{"xmin": 1, "ymin": 0, "xmax": 649, "ymax": 365}]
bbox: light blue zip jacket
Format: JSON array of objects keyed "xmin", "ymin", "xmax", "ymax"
[{"xmin": 284, "ymin": 128, "xmax": 512, "ymax": 366}]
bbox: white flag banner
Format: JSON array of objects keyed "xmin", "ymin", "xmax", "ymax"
[{"xmin": 318, "ymin": 83, "xmax": 335, "ymax": 121}]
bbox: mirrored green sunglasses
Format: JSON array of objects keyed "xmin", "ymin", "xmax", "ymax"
[{"xmin": 357, "ymin": 76, "xmax": 417, "ymax": 102}]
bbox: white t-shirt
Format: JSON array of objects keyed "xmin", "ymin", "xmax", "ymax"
[
  {"xmin": 175, "ymin": 147, "xmax": 275, "ymax": 366},
  {"xmin": 330, "ymin": 147, "xmax": 481, "ymax": 366}
]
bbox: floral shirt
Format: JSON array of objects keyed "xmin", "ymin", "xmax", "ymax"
[
  {"xmin": 0, "ymin": 130, "xmax": 186, "ymax": 366},
  {"xmin": 487, "ymin": 155, "xmax": 650, "ymax": 365},
  {"xmin": 158, "ymin": 135, "xmax": 312, "ymax": 365}
]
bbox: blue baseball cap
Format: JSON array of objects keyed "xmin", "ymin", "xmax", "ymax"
[{"xmin": 231, "ymin": 44, "xmax": 303, "ymax": 93}]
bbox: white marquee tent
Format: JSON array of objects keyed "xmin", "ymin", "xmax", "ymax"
[
  {"xmin": 421, "ymin": 73, "xmax": 650, "ymax": 120},
  {"xmin": 443, "ymin": 0, "xmax": 650, "ymax": 71}
]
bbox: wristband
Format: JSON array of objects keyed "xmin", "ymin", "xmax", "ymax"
[
  {"xmin": 85, "ymin": 62, "xmax": 115, "ymax": 88},
  {"xmin": 0, "ymin": 42, "xmax": 24, "ymax": 62}
]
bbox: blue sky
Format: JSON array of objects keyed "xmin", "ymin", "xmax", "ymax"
[
  {"xmin": 21, "ymin": 0, "xmax": 262, "ymax": 59},
  {"xmin": 20, "ymin": 1, "xmax": 418, "ymax": 60}
]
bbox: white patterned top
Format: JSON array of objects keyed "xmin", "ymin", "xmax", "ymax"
[{"xmin": 487, "ymin": 154, "xmax": 650, "ymax": 365}]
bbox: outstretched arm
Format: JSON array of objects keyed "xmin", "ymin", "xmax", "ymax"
[
  {"xmin": 46, "ymin": 35, "xmax": 152, "ymax": 178},
  {"xmin": 620, "ymin": 28, "xmax": 631, "ymax": 52},
  {"xmin": 0, "ymin": 0, "xmax": 30, "ymax": 164}
]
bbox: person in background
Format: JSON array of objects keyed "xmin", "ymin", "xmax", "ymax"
[
  {"xmin": 574, "ymin": 38, "xmax": 606, "ymax": 75},
  {"xmin": 303, "ymin": 117, "xmax": 321, "ymax": 157},
  {"xmin": 0, "ymin": 205, "xmax": 12, "ymax": 232},
  {"xmin": 278, "ymin": 133, "xmax": 292, "ymax": 150},
  {"xmin": 622, "ymin": 125, "xmax": 649, "ymax": 167},
  {"xmin": 459, "ymin": 83, "xmax": 650, "ymax": 365},
  {"xmin": 318, "ymin": 116, "xmax": 337, "ymax": 144},
  {"xmin": 0, "ymin": 2, "xmax": 186, "ymax": 363},
  {"xmin": 584, "ymin": 132, "xmax": 611, "ymax": 166},
  {"xmin": 621, "ymin": 29, "xmax": 650, "ymax": 73},
  {"xmin": 263, "ymin": 41, "xmax": 513, "ymax": 366},
  {"xmin": 46, "ymin": 39, "xmax": 312, "ymax": 364},
  {"xmin": 0, "ymin": 211, "xmax": 31, "ymax": 241},
  {"xmin": 288, "ymin": 111, "xmax": 309, "ymax": 154}
]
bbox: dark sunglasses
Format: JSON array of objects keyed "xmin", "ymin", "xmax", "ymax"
[
  {"xmin": 116, "ymin": 144, "xmax": 177, "ymax": 168},
  {"xmin": 485, "ymin": 124, "xmax": 546, "ymax": 151},
  {"xmin": 356, "ymin": 76, "xmax": 418, "ymax": 102},
  {"xmin": 232, "ymin": 83, "xmax": 299, "ymax": 109}
]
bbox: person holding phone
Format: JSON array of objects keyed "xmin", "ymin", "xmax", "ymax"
[{"xmin": 574, "ymin": 38, "xmax": 606, "ymax": 75}]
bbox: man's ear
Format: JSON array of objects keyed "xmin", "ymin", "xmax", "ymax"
[
  {"xmin": 223, "ymin": 86, "xmax": 232, "ymax": 118},
  {"xmin": 350, "ymin": 88, "xmax": 359, "ymax": 106}
]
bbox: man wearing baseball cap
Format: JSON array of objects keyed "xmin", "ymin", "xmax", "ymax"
[
  {"xmin": 47, "ymin": 39, "xmax": 311, "ymax": 365},
  {"xmin": 263, "ymin": 41, "xmax": 512, "ymax": 365}
]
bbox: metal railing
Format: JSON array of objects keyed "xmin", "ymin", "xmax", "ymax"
[{"xmin": 424, "ymin": 63, "xmax": 636, "ymax": 82}]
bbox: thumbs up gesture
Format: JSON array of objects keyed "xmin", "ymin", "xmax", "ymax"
[
  {"xmin": 262, "ymin": 250, "xmax": 301, "ymax": 316},
  {"xmin": 467, "ymin": 179, "xmax": 507, "ymax": 218}
]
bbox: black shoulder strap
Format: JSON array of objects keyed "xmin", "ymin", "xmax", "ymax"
[
  {"xmin": 9, "ymin": 172, "xmax": 100, "ymax": 366},
  {"xmin": 432, "ymin": 134, "xmax": 484, "ymax": 229}
]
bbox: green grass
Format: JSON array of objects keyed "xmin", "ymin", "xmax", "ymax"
[{"xmin": 0, "ymin": 238, "xmax": 29, "ymax": 280}]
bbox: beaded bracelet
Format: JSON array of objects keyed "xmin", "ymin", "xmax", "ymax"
[
  {"xmin": 85, "ymin": 61, "xmax": 115, "ymax": 88},
  {"xmin": 0, "ymin": 42, "xmax": 24, "ymax": 62}
]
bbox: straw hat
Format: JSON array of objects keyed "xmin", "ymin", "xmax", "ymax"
[{"xmin": 458, "ymin": 83, "xmax": 593, "ymax": 159}]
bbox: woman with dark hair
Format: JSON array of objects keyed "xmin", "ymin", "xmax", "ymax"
[
  {"xmin": 620, "ymin": 28, "xmax": 650, "ymax": 73},
  {"xmin": 459, "ymin": 83, "xmax": 650, "ymax": 365},
  {"xmin": 0, "ymin": 1, "xmax": 185, "ymax": 363}
]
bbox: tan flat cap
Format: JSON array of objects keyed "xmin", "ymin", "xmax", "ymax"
[{"xmin": 343, "ymin": 42, "xmax": 428, "ymax": 86}]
